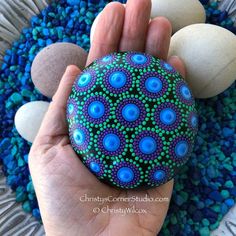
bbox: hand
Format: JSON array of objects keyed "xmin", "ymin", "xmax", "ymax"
[{"xmin": 29, "ymin": 0, "xmax": 186, "ymax": 235}]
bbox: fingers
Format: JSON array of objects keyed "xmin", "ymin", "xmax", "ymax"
[
  {"xmin": 86, "ymin": 2, "xmax": 125, "ymax": 66},
  {"xmin": 167, "ymin": 56, "xmax": 186, "ymax": 78},
  {"xmin": 119, "ymin": 0, "xmax": 151, "ymax": 52},
  {"xmin": 145, "ymin": 17, "xmax": 172, "ymax": 61}
]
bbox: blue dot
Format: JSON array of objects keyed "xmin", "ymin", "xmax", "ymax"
[
  {"xmin": 109, "ymin": 71, "xmax": 127, "ymax": 88},
  {"xmin": 154, "ymin": 170, "xmax": 166, "ymax": 181},
  {"xmin": 145, "ymin": 77, "xmax": 163, "ymax": 93},
  {"xmin": 160, "ymin": 108, "xmax": 176, "ymax": 125},
  {"xmin": 139, "ymin": 137, "xmax": 157, "ymax": 154},
  {"xmin": 103, "ymin": 134, "xmax": 120, "ymax": 152},
  {"xmin": 73, "ymin": 129, "xmax": 86, "ymax": 145},
  {"xmin": 164, "ymin": 63, "xmax": 173, "ymax": 71},
  {"xmin": 191, "ymin": 115, "xmax": 198, "ymax": 128},
  {"xmin": 89, "ymin": 162, "xmax": 101, "ymax": 173},
  {"xmin": 68, "ymin": 104, "xmax": 74, "ymax": 114},
  {"xmin": 175, "ymin": 141, "xmax": 189, "ymax": 158},
  {"xmin": 88, "ymin": 101, "xmax": 105, "ymax": 119},
  {"xmin": 122, "ymin": 104, "xmax": 140, "ymax": 122},
  {"xmin": 180, "ymin": 85, "xmax": 192, "ymax": 100},
  {"xmin": 102, "ymin": 55, "xmax": 112, "ymax": 62},
  {"xmin": 78, "ymin": 73, "xmax": 91, "ymax": 87},
  {"xmin": 131, "ymin": 54, "xmax": 147, "ymax": 64},
  {"xmin": 117, "ymin": 167, "xmax": 134, "ymax": 183}
]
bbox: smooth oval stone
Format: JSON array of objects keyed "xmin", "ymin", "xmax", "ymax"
[
  {"xmin": 169, "ymin": 24, "xmax": 236, "ymax": 98},
  {"xmin": 31, "ymin": 43, "xmax": 87, "ymax": 98},
  {"xmin": 151, "ymin": 0, "xmax": 206, "ymax": 33},
  {"xmin": 14, "ymin": 101, "xmax": 50, "ymax": 143},
  {"xmin": 67, "ymin": 52, "xmax": 198, "ymax": 189}
]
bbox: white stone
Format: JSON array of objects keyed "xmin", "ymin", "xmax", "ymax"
[
  {"xmin": 151, "ymin": 0, "xmax": 206, "ymax": 33},
  {"xmin": 169, "ymin": 23, "xmax": 236, "ymax": 98},
  {"xmin": 14, "ymin": 101, "xmax": 50, "ymax": 143}
]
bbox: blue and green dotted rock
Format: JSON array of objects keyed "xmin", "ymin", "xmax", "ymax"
[{"xmin": 67, "ymin": 51, "xmax": 198, "ymax": 189}]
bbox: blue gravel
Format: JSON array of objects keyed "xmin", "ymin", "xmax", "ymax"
[{"xmin": 0, "ymin": 0, "xmax": 235, "ymax": 235}]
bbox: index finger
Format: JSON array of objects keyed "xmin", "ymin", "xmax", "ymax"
[{"xmin": 86, "ymin": 2, "xmax": 125, "ymax": 66}]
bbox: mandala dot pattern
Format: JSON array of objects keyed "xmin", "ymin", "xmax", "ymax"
[{"xmin": 67, "ymin": 52, "xmax": 198, "ymax": 189}]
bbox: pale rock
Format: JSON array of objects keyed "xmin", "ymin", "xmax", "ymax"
[
  {"xmin": 169, "ymin": 24, "xmax": 236, "ymax": 98},
  {"xmin": 14, "ymin": 101, "xmax": 50, "ymax": 143},
  {"xmin": 151, "ymin": 0, "xmax": 206, "ymax": 33}
]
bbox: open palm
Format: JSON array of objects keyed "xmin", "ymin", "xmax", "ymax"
[{"xmin": 29, "ymin": 1, "xmax": 186, "ymax": 235}]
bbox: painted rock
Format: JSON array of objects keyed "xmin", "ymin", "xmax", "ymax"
[
  {"xmin": 14, "ymin": 101, "xmax": 49, "ymax": 143},
  {"xmin": 151, "ymin": 0, "xmax": 206, "ymax": 33},
  {"xmin": 169, "ymin": 24, "xmax": 236, "ymax": 98},
  {"xmin": 31, "ymin": 43, "xmax": 88, "ymax": 98},
  {"xmin": 67, "ymin": 52, "xmax": 198, "ymax": 189}
]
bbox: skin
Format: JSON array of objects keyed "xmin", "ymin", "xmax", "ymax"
[{"xmin": 29, "ymin": 0, "xmax": 186, "ymax": 235}]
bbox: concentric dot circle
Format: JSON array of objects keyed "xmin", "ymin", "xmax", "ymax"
[
  {"xmin": 122, "ymin": 104, "xmax": 140, "ymax": 122},
  {"xmin": 126, "ymin": 52, "xmax": 152, "ymax": 68},
  {"xmin": 103, "ymin": 67, "xmax": 132, "ymax": 94},
  {"xmin": 117, "ymin": 167, "xmax": 134, "ymax": 183},
  {"xmin": 69, "ymin": 124, "xmax": 90, "ymax": 151},
  {"xmin": 175, "ymin": 141, "xmax": 189, "ymax": 157},
  {"xmin": 82, "ymin": 95, "xmax": 110, "ymax": 124},
  {"xmin": 176, "ymin": 81, "xmax": 194, "ymax": 106},
  {"xmin": 154, "ymin": 103, "xmax": 181, "ymax": 131},
  {"xmin": 66, "ymin": 98, "xmax": 77, "ymax": 119},
  {"xmin": 97, "ymin": 128, "xmax": 126, "ymax": 156},
  {"xmin": 160, "ymin": 61, "xmax": 177, "ymax": 74},
  {"xmin": 140, "ymin": 72, "xmax": 168, "ymax": 99},
  {"xmin": 154, "ymin": 170, "xmax": 166, "ymax": 180},
  {"xmin": 169, "ymin": 136, "xmax": 193, "ymax": 165},
  {"xmin": 188, "ymin": 111, "xmax": 198, "ymax": 132},
  {"xmin": 110, "ymin": 161, "xmax": 142, "ymax": 188},
  {"xmin": 109, "ymin": 71, "xmax": 127, "ymax": 88},
  {"xmin": 75, "ymin": 68, "xmax": 96, "ymax": 92},
  {"xmin": 160, "ymin": 108, "xmax": 177, "ymax": 125},
  {"xmin": 133, "ymin": 130, "xmax": 163, "ymax": 161},
  {"xmin": 145, "ymin": 77, "xmax": 162, "ymax": 93},
  {"xmin": 116, "ymin": 98, "xmax": 146, "ymax": 128},
  {"xmin": 96, "ymin": 54, "xmax": 116, "ymax": 65},
  {"xmin": 139, "ymin": 137, "xmax": 157, "ymax": 155},
  {"xmin": 147, "ymin": 165, "xmax": 171, "ymax": 186},
  {"xmin": 132, "ymin": 54, "xmax": 148, "ymax": 64},
  {"xmin": 84, "ymin": 156, "xmax": 105, "ymax": 177},
  {"xmin": 88, "ymin": 101, "xmax": 104, "ymax": 119},
  {"xmin": 103, "ymin": 134, "xmax": 120, "ymax": 152}
]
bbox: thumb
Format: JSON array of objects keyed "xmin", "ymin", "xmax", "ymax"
[
  {"xmin": 35, "ymin": 65, "xmax": 81, "ymax": 141},
  {"xmin": 52, "ymin": 65, "xmax": 81, "ymax": 109}
]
